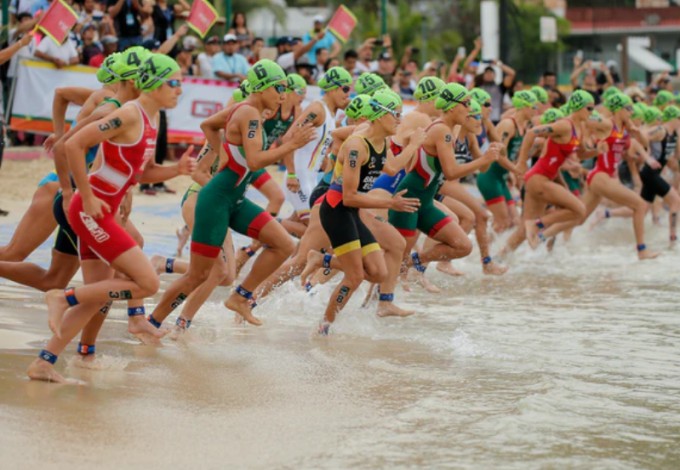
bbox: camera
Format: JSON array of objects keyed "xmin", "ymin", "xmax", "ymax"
[{"xmin": 373, "ymin": 39, "xmax": 384, "ymax": 46}]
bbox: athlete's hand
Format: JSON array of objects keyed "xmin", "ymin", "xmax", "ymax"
[
  {"xmin": 405, "ymin": 127, "xmax": 426, "ymax": 148},
  {"xmin": 18, "ymin": 32, "xmax": 33, "ymax": 48},
  {"xmin": 44, "ymin": 134, "xmax": 58, "ymax": 153},
  {"xmin": 390, "ymin": 190, "xmax": 420, "ymax": 213},
  {"xmin": 83, "ymin": 194, "xmax": 111, "ymax": 219},
  {"xmin": 289, "ymin": 122, "xmax": 316, "ymax": 149},
  {"xmin": 516, "ymin": 161, "xmax": 528, "ymax": 177},
  {"xmin": 646, "ymin": 158, "xmax": 661, "ymax": 170},
  {"xmin": 286, "ymin": 175, "xmax": 300, "ymax": 192},
  {"xmin": 483, "ymin": 143, "xmax": 502, "ymax": 162},
  {"xmin": 177, "ymin": 145, "xmax": 196, "ymax": 175},
  {"xmin": 120, "ymin": 190, "xmax": 133, "ymax": 223}
]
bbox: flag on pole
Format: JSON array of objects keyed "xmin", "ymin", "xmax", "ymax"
[
  {"xmin": 327, "ymin": 5, "xmax": 358, "ymax": 44},
  {"xmin": 36, "ymin": 0, "xmax": 79, "ymax": 45},
  {"xmin": 187, "ymin": 0, "xmax": 219, "ymax": 38}
]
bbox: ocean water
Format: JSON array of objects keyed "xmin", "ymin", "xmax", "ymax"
[{"xmin": 1, "ymin": 195, "xmax": 680, "ymax": 469}]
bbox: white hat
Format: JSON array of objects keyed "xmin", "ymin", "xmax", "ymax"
[
  {"xmin": 183, "ymin": 36, "xmax": 199, "ymax": 50},
  {"xmin": 313, "ymin": 15, "xmax": 325, "ymax": 23},
  {"xmin": 223, "ymin": 34, "xmax": 237, "ymax": 43}
]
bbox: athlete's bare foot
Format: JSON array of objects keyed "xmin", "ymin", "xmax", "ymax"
[
  {"xmin": 128, "ymin": 316, "xmax": 165, "ymax": 344},
  {"xmin": 482, "ymin": 261, "xmax": 508, "ymax": 275},
  {"xmin": 589, "ymin": 209, "xmax": 607, "ymax": 230},
  {"xmin": 546, "ymin": 236, "xmax": 557, "ymax": 253},
  {"xmin": 361, "ymin": 283, "xmax": 379, "ymax": 308},
  {"xmin": 46, "ymin": 290, "xmax": 69, "ymax": 339},
  {"xmin": 225, "ymin": 294, "xmax": 262, "ymax": 326},
  {"xmin": 399, "ymin": 266, "xmax": 411, "ymax": 292},
  {"xmin": 27, "ymin": 359, "xmax": 75, "ymax": 384},
  {"xmin": 151, "ymin": 255, "xmax": 167, "ymax": 275},
  {"xmin": 300, "ymin": 250, "xmax": 325, "ymax": 286},
  {"xmin": 414, "ymin": 271, "xmax": 440, "ymax": 294},
  {"xmin": 526, "ymin": 225, "xmax": 541, "ymax": 249},
  {"xmin": 436, "ymin": 261, "xmax": 465, "ymax": 277},
  {"xmin": 638, "ymin": 249, "xmax": 660, "ymax": 260},
  {"xmin": 176, "ymin": 226, "xmax": 190, "ymax": 257},
  {"xmin": 377, "ymin": 302, "xmax": 414, "ymax": 317}
]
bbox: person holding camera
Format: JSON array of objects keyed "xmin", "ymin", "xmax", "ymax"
[{"xmin": 570, "ymin": 55, "xmax": 611, "ymax": 104}]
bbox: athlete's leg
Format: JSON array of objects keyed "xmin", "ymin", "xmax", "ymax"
[
  {"xmin": 0, "ymin": 250, "xmax": 79, "ymax": 291},
  {"xmin": 0, "ymin": 182, "xmax": 59, "ymax": 261},
  {"xmin": 527, "ymin": 177, "xmax": 586, "ymax": 241},
  {"xmin": 662, "ymin": 188, "xmax": 680, "ymax": 244}
]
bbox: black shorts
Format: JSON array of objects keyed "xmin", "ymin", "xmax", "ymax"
[
  {"xmin": 640, "ymin": 165, "xmax": 670, "ymax": 203},
  {"xmin": 309, "ymin": 180, "xmax": 330, "ymax": 209},
  {"xmin": 319, "ymin": 198, "xmax": 380, "ymax": 257},
  {"xmin": 53, "ymin": 192, "xmax": 78, "ymax": 256}
]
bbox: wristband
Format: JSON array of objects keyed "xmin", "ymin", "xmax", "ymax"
[{"xmin": 287, "ymin": 173, "xmax": 297, "ymax": 179}]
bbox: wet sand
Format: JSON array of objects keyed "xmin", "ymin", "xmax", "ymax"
[{"xmin": 1, "ymin": 157, "xmax": 680, "ymax": 469}]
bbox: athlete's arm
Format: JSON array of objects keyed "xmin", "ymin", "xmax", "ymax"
[
  {"xmin": 484, "ymin": 119, "xmax": 501, "ymax": 143},
  {"xmin": 383, "ymin": 127, "xmax": 426, "ymax": 176},
  {"xmin": 235, "ymin": 106, "xmax": 316, "ymax": 171},
  {"xmin": 517, "ymin": 119, "xmax": 571, "ymax": 171},
  {"xmin": 340, "ymin": 138, "xmax": 419, "ymax": 212},
  {"xmin": 191, "ymin": 141, "xmax": 219, "ymax": 186},
  {"xmin": 434, "ymin": 125, "xmax": 497, "ymax": 180},
  {"xmin": 139, "ymin": 145, "xmax": 196, "ymax": 183},
  {"xmin": 467, "ymin": 135, "xmax": 492, "ymax": 173},
  {"xmin": 64, "ymin": 106, "xmax": 141, "ymax": 218},
  {"xmin": 645, "ymin": 125, "xmax": 666, "ymax": 143}
]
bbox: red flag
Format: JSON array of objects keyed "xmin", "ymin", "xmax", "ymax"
[
  {"xmin": 36, "ymin": 0, "xmax": 79, "ymax": 45},
  {"xmin": 327, "ymin": 5, "xmax": 357, "ymax": 44},
  {"xmin": 187, "ymin": 0, "xmax": 219, "ymax": 38}
]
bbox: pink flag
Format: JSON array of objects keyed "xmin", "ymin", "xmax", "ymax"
[
  {"xmin": 187, "ymin": 0, "xmax": 219, "ymax": 38},
  {"xmin": 36, "ymin": 0, "xmax": 79, "ymax": 45},
  {"xmin": 327, "ymin": 5, "xmax": 358, "ymax": 44}
]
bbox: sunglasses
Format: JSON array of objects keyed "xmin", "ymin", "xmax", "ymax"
[
  {"xmin": 623, "ymin": 105, "xmax": 634, "ymax": 112},
  {"xmin": 272, "ymin": 84, "xmax": 287, "ymax": 94},
  {"xmin": 330, "ymin": 79, "xmax": 351, "ymax": 93},
  {"xmin": 164, "ymin": 79, "xmax": 182, "ymax": 88},
  {"xmin": 371, "ymin": 101, "xmax": 401, "ymax": 119},
  {"xmin": 586, "ymin": 105, "xmax": 594, "ymax": 111},
  {"xmin": 483, "ymin": 102, "xmax": 491, "ymax": 108},
  {"xmin": 469, "ymin": 114, "xmax": 482, "ymax": 120}
]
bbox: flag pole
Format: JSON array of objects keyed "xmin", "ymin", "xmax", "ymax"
[{"xmin": 380, "ymin": 0, "xmax": 387, "ymax": 36}]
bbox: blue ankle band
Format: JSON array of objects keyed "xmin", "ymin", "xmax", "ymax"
[
  {"xmin": 379, "ymin": 293, "xmax": 394, "ymax": 302},
  {"xmin": 305, "ymin": 282, "xmax": 313, "ymax": 292},
  {"xmin": 637, "ymin": 244, "xmax": 646, "ymax": 252},
  {"xmin": 147, "ymin": 315, "xmax": 162, "ymax": 329},
  {"xmin": 235, "ymin": 285, "xmax": 252, "ymax": 300},
  {"xmin": 64, "ymin": 287, "xmax": 78, "ymax": 306},
  {"xmin": 537, "ymin": 232, "xmax": 546, "ymax": 242},
  {"xmin": 482, "ymin": 256, "xmax": 492, "ymax": 265},
  {"xmin": 322, "ymin": 253, "xmax": 332, "ymax": 269},
  {"xmin": 411, "ymin": 252, "xmax": 426, "ymax": 273},
  {"xmin": 175, "ymin": 317, "xmax": 192, "ymax": 329},
  {"xmin": 165, "ymin": 258, "xmax": 175, "ymax": 273},
  {"xmin": 128, "ymin": 306, "xmax": 145, "ymax": 317},
  {"xmin": 39, "ymin": 349, "xmax": 57, "ymax": 364},
  {"xmin": 604, "ymin": 209, "xmax": 611, "ymax": 219},
  {"xmin": 241, "ymin": 246, "xmax": 256, "ymax": 257},
  {"xmin": 535, "ymin": 219, "xmax": 545, "ymax": 230},
  {"xmin": 77, "ymin": 343, "xmax": 95, "ymax": 356}
]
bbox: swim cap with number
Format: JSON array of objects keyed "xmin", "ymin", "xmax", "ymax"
[
  {"xmin": 469, "ymin": 87, "xmax": 491, "ymax": 106},
  {"xmin": 662, "ymin": 105, "xmax": 680, "ymax": 122},
  {"xmin": 354, "ymin": 73, "xmax": 387, "ymax": 96},
  {"xmin": 248, "ymin": 59, "xmax": 286, "ymax": 93},
  {"xmin": 318, "ymin": 67, "xmax": 353, "ymax": 91},
  {"xmin": 568, "ymin": 90, "xmax": 594, "ymax": 112},
  {"xmin": 366, "ymin": 89, "xmax": 402, "ymax": 121},
  {"xmin": 119, "ymin": 46, "xmax": 151, "ymax": 80},
  {"xmin": 96, "ymin": 52, "xmax": 122, "ymax": 84},
  {"xmin": 435, "ymin": 83, "xmax": 469, "ymax": 111},
  {"xmin": 540, "ymin": 108, "xmax": 564, "ymax": 125},
  {"xmin": 232, "ymin": 79, "xmax": 250, "ymax": 103},
  {"xmin": 512, "ymin": 90, "xmax": 537, "ymax": 110},
  {"xmin": 286, "ymin": 73, "xmax": 307, "ymax": 93},
  {"xmin": 531, "ymin": 86, "xmax": 549, "ymax": 104},
  {"xmin": 135, "ymin": 54, "xmax": 181, "ymax": 92},
  {"xmin": 631, "ymin": 102, "xmax": 647, "ymax": 121},
  {"xmin": 601, "ymin": 86, "xmax": 622, "ymax": 103},
  {"xmin": 345, "ymin": 94, "xmax": 371, "ymax": 120},
  {"xmin": 654, "ymin": 90, "xmax": 674, "ymax": 107},
  {"xmin": 414, "ymin": 76, "xmax": 445, "ymax": 102},
  {"xmin": 604, "ymin": 92, "xmax": 633, "ymax": 112}
]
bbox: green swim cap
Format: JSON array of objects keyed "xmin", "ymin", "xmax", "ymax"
[
  {"xmin": 96, "ymin": 52, "xmax": 122, "ymax": 84},
  {"xmin": 286, "ymin": 73, "xmax": 307, "ymax": 93},
  {"xmin": 531, "ymin": 86, "xmax": 549, "ymax": 105},
  {"xmin": 604, "ymin": 92, "xmax": 633, "ymax": 112},
  {"xmin": 135, "ymin": 54, "xmax": 181, "ymax": 92},
  {"xmin": 354, "ymin": 73, "xmax": 386, "ymax": 96},
  {"xmin": 654, "ymin": 90, "xmax": 674, "ymax": 107},
  {"xmin": 414, "ymin": 76, "xmax": 445, "ymax": 102},
  {"xmin": 602, "ymin": 86, "xmax": 622, "ymax": 102},
  {"xmin": 568, "ymin": 90, "xmax": 594, "ymax": 112},
  {"xmin": 643, "ymin": 106, "xmax": 662, "ymax": 125},
  {"xmin": 559, "ymin": 103, "xmax": 571, "ymax": 115},
  {"xmin": 512, "ymin": 90, "xmax": 537, "ymax": 109},
  {"xmin": 632, "ymin": 102, "xmax": 647, "ymax": 121},
  {"xmin": 345, "ymin": 94, "xmax": 371, "ymax": 120},
  {"xmin": 469, "ymin": 87, "xmax": 492, "ymax": 106},
  {"xmin": 318, "ymin": 66, "xmax": 353, "ymax": 92},
  {"xmin": 247, "ymin": 59, "xmax": 286, "ymax": 93},
  {"xmin": 120, "ymin": 46, "xmax": 151, "ymax": 80},
  {"xmin": 541, "ymin": 108, "xmax": 564, "ymax": 125},
  {"xmin": 232, "ymin": 80, "xmax": 250, "ymax": 103},
  {"xmin": 662, "ymin": 105, "xmax": 680, "ymax": 122},
  {"xmin": 366, "ymin": 89, "xmax": 402, "ymax": 121},
  {"xmin": 468, "ymin": 99, "xmax": 482, "ymax": 117},
  {"xmin": 435, "ymin": 83, "xmax": 469, "ymax": 111}
]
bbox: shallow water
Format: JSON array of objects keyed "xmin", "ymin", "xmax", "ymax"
[{"xmin": 1, "ymin": 197, "xmax": 680, "ymax": 469}]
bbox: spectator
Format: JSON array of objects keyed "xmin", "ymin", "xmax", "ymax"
[
  {"xmin": 197, "ymin": 35, "xmax": 220, "ymax": 78},
  {"xmin": 6, "ymin": 12, "xmax": 37, "ymax": 88},
  {"xmin": 541, "ymin": 71, "xmax": 557, "ymax": 89},
  {"xmin": 373, "ymin": 51, "xmax": 396, "ymax": 86},
  {"xmin": 303, "ymin": 15, "xmax": 340, "ymax": 65},
  {"xmin": 228, "ymin": 12, "xmax": 254, "ymax": 56},
  {"xmin": 392, "ymin": 69, "xmax": 415, "ymax": 100},
  {"xmin": 34, "ymin": 35, "xmax": 80, "ymax": 69},
  {"xmin": 275, "ymin": 34, "xmax": 322, "ymax": 74},
  {"xmin": 9, "ymin": 0, "xmax": 34, "ymax": 23},
  {"xmin": 315, "ymin": 48, "xmax": 329, "ymax": 78},
  {"xmin": 212, "ymin": 34, "xmax": 249, "ymax": 83},
  {"xmin": 176, "ymin": 46, "xmax": 196, "ymax": 76},
  {"xmin": 80, "ymin": 23, "xmax": 103, "ymax": 65},
  {"xmin": 249, "ymin": 37, "xmax": 264, "ymax": 65},
  {"xmin": 474, "ymin": 60, "xmax": 516, "ymax": 123},
  {"xmin": 140, "ymin": 4, "xmax": 154, "ymax": 42},
  {"xmin": 152, "ymin": 0, "xmax": 188, "ymax": 43},
  {"xmin": 74, "ymin": 0, "xmax": 106, "ymax": 41},
  {"xmin": 324, "ymin": 58, "xmax": 340, "ymax": 72},
  {"xmin": 295, "ymin": 56, "xmax": 316, "ymax": 85},
  {"xmin": 598, "ymin": 60, "xmax": 622, "ymax": 89},
  {"xmin": 570, "ymin": 57, "xmax": 608, "ymax": 104},
  {"xmin": 343, "ymin": 49, "xmax": 359, "ymax": 76},
  {"xmin": 31, "ymin": 0, "xmax": 52, "ymax": 15},
  {"xmin": 107, "ymin": 0, "xmax": 143, "ymax": 50},
  {"xmin": 355, "ymin": 38, "xmax": 375, "ymax": 74}
]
